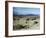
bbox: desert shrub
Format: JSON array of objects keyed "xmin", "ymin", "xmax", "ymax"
[
  {"xmin": 13, "ymin": 25, "xmax": 15, "ymax": 30},
  {"xmin": 17, "ymin": 19, "xmax": 19, "ymax": 20},
  {"xmin": 34, "ymin": 21, "xmax": 38, "ymax": 24},
  {"xmin": 24, "ymin": 25, "xmax": 29, "ymax": 29},
  {"xmin": 13, "ymin": 17, "xmax": 16, "ymax": 20},
  {"xmin": 32, "ymin": 17, "xmax": 36, "ymax": 20},
  {"xmin": 26, "ymin": 21, "xmax": 28, "ymax": 23},
  {"xmin": 13, "ymin": 24, "xmax": 28, "ymax": 30},
  {"xmin": 26, "ymin": 18, "xmax": 29, "ymax": 21},
  {"xmin": 19, "ymin": 16, "xmax": 23, "ymax": 18}
]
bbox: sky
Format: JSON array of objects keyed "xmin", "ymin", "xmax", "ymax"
[{"xmin": 13, "ymin": 7, "xmax": 40, "ymax": 15}]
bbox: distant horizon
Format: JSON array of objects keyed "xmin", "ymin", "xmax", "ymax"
[
  {"xmin": 13, "ymin": 7, "xmax": 40, "ymax": 16},
  {"xmin": 13, "ymin": 14, "xmax": 40, "ymax": 16}
]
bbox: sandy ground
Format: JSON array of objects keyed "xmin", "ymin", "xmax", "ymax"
[{"xmin": 13, "ymin": 16, "xmax": 40, "ymax": 30}]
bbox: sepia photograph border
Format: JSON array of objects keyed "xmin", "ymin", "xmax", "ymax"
[{"xmin": 5, "ymin": 1, "xmax": 45, "ymax": 37}]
